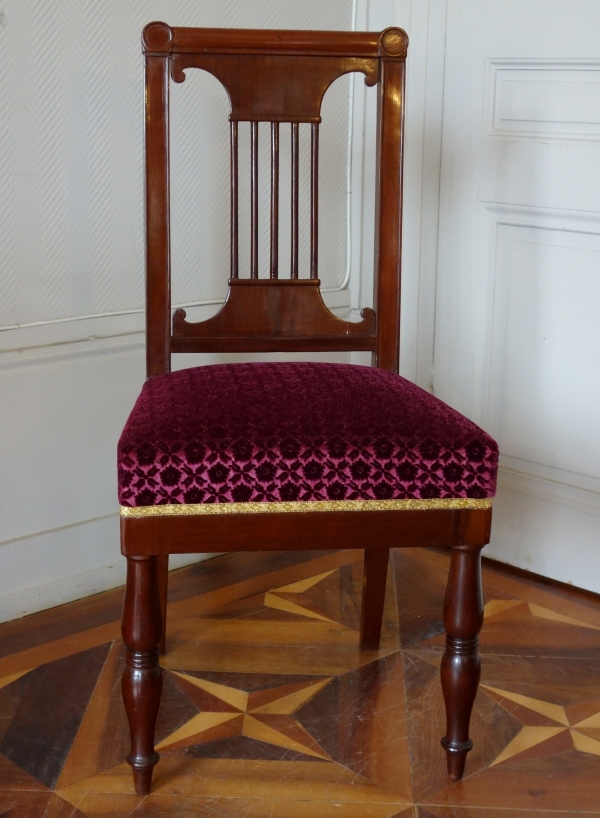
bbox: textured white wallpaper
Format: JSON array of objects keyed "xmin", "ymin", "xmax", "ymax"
[{"xmin": 0, "ymin": 0, "xmax": 353, "ymax": 329}]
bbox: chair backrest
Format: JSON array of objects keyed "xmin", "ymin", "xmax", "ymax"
[{"xmin": 142, "ymin": 22, "xmax": 408, "ymax": 378}]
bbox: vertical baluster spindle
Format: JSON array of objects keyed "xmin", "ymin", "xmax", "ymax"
[
  {"xmin": 270, "ymin": 123, "xmax": 279, "ymax": 279},
  {"xmin": 310, "ymin": 123, "xmax": 319, "ymax": 279},
  {"xmin": 290, "ymin": 123, "xmax": 299, "ymax": 279},
  {"xmin": 230, "ymin": 122, "xmax": 239, "ymax": 279},
  {"xmin": 250, "ymin": 121, "xmax": 259, "ymax": 278}
]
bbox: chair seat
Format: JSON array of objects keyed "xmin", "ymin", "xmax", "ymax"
[{"xmin": 118, "ymin": 362, "xmax": 498, "ymax": 510}]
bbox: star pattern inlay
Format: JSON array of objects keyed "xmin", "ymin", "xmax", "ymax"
[
  {"xmin": 483, "ymin": 684, "xmax": 600, "ymax": 767},
  {"xmin": 264, "ymin": 570, "xmax": 338, "ymax": 622},
  {"xmin": 156, "ymin": 672, "xmax": 334, "ymax": 760},
  {"xmin": 484, "ymin": 598, "xmax": 600, "ymax": 631}
]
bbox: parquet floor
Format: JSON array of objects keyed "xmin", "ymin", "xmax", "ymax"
[{"xmin": 1, "ymin": 547, "xmax": 600, "ymax": 816}]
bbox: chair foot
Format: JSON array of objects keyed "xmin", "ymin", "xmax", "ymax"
[
  {"xmin": 441, "ymin": 736, "xmax": 473, "ymax": 781},
  {"xmin": 360, "ymin": 548, "xmax": 389, "ymax": 650},
  {"xmin": 440, "ymin": 544, "xmax": 484, "ymax": 781},
  {"xmin": 129, "ymin": 753, "xmax": 159, "ymax": 795}
]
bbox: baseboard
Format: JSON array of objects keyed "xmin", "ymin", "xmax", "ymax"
[
  {"xmin": 482, "ymin": 553, "xmax": 600, "ymax": 608},
  {"xmin": 0, "ymin": 552, "xmax": 213, "ymax": 625}
]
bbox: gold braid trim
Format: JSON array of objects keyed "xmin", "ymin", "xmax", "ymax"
[{"xmin": 121, "ymin": 497, "xmax": 492, "ymax": 518}]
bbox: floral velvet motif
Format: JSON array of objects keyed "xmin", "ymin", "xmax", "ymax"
[{"xmin": 117, "ymin": 362, "xmax": 498, "ymax": 507}]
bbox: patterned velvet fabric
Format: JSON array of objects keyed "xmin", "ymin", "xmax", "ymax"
[{"xmin": 118, "ymin": 362, "xmax": 498, "ymax": 507}]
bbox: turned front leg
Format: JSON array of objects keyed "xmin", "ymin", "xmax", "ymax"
[
  {"xmin": 157, "ymin": 554, "xmax": 169, "ymax": 655},
  {"xmin": 440, "ymin": 544, "xmax": 484, "ymax": 781},
  {"xmin": 121, "ymin": 556, "xmax": 163, "ymax": 795}
]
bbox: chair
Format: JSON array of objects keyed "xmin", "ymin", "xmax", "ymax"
[{"xmin": 118, "ymin": 21, "xmax": 498, "ymax": 796}]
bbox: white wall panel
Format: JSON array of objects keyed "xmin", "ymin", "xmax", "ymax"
[
  {"xmin": 479, "ymin": 204, "xmax": 600, "ymax": 520},
  {"xmin": 488, "ymin": 60, "xmax": 600, "ymax": 140},
  {"xmin": 491, "ymin": 228, "xmax": 600, "ymax": 479},
  {"xmin": 0, "ymin": 516, "xmax": 210, "ymax": 623},
  {"xmin": 0, "ymin": 337, "xmax": 145, "ymax": 543}
]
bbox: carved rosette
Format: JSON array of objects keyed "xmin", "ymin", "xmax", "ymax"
[
  {"xmin": 379, "ymin": 27, "xmax": 409, "ymax": 58},
  {"xmin": 142, "ymin": 21, "xmax": 174, "ymax": 54}
]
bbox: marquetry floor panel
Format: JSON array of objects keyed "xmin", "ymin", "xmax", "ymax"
[{"xmin": 1, "ymin": 547, "xmax": 600, "ymax": 816}]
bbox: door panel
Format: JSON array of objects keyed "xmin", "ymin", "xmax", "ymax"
[{"xmin": 433, "ymin": 0, "xmax": 600, "ymax": 589}]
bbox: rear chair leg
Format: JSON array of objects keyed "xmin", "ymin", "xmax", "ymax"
[
  {"xmin": 440, "ymin": 544, "xmax": 484, "ymax": 781},
  {"xmin": 360, "ymin": 548, "xmax": 390, "ymax": 650},
  {"xmin": 121, "ymin": 556, "xmax": 163, "ymax": 795}
]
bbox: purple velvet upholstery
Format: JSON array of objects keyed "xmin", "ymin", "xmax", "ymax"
[{"xmin": 118, "ymin": 362, "xmax": 498, "ymax": 507}]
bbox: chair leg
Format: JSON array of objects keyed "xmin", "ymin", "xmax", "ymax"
[
  {"xmin": 121, "ymin": 556, "xmax": 163, "ymax": 796},
  {"xmin": 440, "ymin": 544, "xmax": 484, "ymax": 781},
  {"xmin": 157, "ymin": 554, "xmax": 169, "ymax": 655},
  {"xmin": 360, "ymin": 548, "xmax": 389, "ymax": 650}
]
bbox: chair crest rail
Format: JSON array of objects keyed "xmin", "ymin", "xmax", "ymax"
[{"xmin": 142, "ymin": 22, "xmax": 408, "ymax": 59}]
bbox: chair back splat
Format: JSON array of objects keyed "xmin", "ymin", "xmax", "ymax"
[{"xmin": 142, "ymin": 22, "xmax": 407, "ymax": 375}]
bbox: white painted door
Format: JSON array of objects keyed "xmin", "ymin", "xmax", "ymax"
[{"xmin": 433, "ymin": 0, "xmax": 600, "ymax": 590}]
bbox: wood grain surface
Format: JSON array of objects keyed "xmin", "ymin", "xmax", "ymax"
[{"xmin": 1, "ymin": 547, "xmax": 600, "ymax": 815}]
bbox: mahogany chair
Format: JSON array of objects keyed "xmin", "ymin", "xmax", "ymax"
[{"xmin": 118, "ymin": 22, "xmax": 498, "ymax": 795}]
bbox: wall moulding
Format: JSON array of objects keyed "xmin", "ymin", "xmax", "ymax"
[
  {"xmin": 481, "ymin": 201, "xmax": 600, "ymax": 233},
  {"xmin": 0, "ymin": 330, "xmax": 145, "ymax": 378},
  {"xmin": 485, "ymin": 58, "xmax": 600, "ymax": 142},
  {"xmin": 0, "ymin": 288, "xmax": 352, "ymax": 362},
  {"xmin": 498, "ymin": 465, "xmax": 600, "ymax": 518}
]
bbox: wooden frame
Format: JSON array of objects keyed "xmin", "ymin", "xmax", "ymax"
[{"xmin": 120, "ymin": 21, "xmax": 492, "ymax": 796}]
